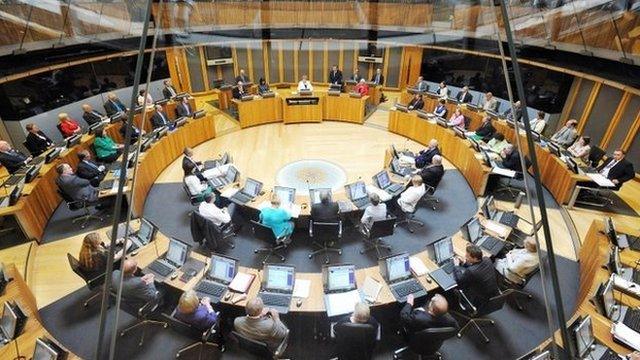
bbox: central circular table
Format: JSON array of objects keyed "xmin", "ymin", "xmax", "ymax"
[{"xmin": 275, "ymin": 159, "xmax": 348, "ymax": 194}]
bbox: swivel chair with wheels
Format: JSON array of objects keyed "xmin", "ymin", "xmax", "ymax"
[
  {"xmin": 421, "ymin": 184, "xmax": 440, "ymax": 211},
  {"xmin": 393, "ymin": 326, "xmax": 458, "ymax": 359},
  {"xmin": 499, "ymin": 266, "xmax": 539, "ymax": 311},
  {"xmin": 251, "ymin": 220, "xmax": 290, "ymax": 264},
  {"xmin": 332, "ymin": 322, "xmax": 378, "ymax": 360},
  {"xmin": 114, "ymin": 290, "xmax": 167, "ymax": 346},
  {"xmin": 57, "ymin": 188, "xmax": 104, "ymax": 228},
  {"xmin": 66, "ymin": 253, "xmax": 105, "ymax": 308},
  {"xmin": 308, "ymin": 220, "xmax": 342, "ymax": 264},
  {"xmin": 190, "ymin": 210, "xmax": 236, "ymax": 251},
  {"xmin": 232, "ymin": 329, "xmax": 289, "ymax": 359},
  {"xmin": 361, "ymin": 216, "xmax": 396, "ymax": 258},
  {"xmin": 395, "ymin": 206, "xmax": 423, "ymax": 233},
  {"xmin": 162, "ymin": 307, "xmax": 224, "ymax": 359},
  {"xmin": 494, "ymin": 171, "xmax": 524, "ymax": 199},
  {"xmin": 452, "ymin": 289, "xmax": 507, "ymax": 343},
  {"xmin": 588, "ymin": 146, "xmax": 606, "ymax": 168}
]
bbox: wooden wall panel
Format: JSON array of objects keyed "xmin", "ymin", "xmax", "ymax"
[{"xmin": 399, "ymin": 46, "xmax": 423, "ymax": 88}]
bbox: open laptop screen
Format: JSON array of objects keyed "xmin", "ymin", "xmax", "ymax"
[
  {"xmin": 602, "ymin": 276, "xmax": 615, "ymax": 319},
  {"xmin": 309, "ymin": 188, "xmax": 332, "ymax": 205},
  {"xmin": 326, "ymin": 264, "xmax": 356, "ymax": 292},
  {"xmin": 374, "ymin": 171, "xmax": 391, "ymax": 189},
  {"xmin": 434, "ymin": 237, "xmax": 454, "ymax": 263},
  {"xmin": 33, "ymin": 338, "xmax": 59, "ymax": 360},
  {"xmin": 386, "ymin": 254, "xmax": 411, "ymax": 282},
  {"xmin": 574, "ymin": 316, "xmax": 595, "ymax": 358},
  {"xmin": 209, "ymin": 254, "xmax": 237, "ymax": 284},
  {"xmin": 274, "ymin": 186, "xmax": 296, "ymax": 204},
  {"xmin": 0, "ymin": 302, "xmax": 17, "ymax": 340},
  {"xmin": 225, "ymin": 166, "xmax": 239, "ymax": 183},
  {"xmin": 166, "ymin": 238, "xmax": 189, "ymax": 267},
  {"xmin": 137, "ymin": 218, "xmax": 156, "ymax": 245},
  {"xmin": 265, "ymin": 265, "xmax": 295, "ymax": 292},
  {"xmin": 242, "ymin": 178, "xmax": 263, "ymax": 197},
  {"xmin": 347, "ymin": 181, "xmax": 367, "ymax": 200}
]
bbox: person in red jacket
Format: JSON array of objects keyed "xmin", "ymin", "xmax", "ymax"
[
  {"xmin": 354, "ymin": 79, "xmax": 369, "ymax": 96},
  {"xmin": 58, "ymin": 113, "xmax": 81, "ymax": 138}
]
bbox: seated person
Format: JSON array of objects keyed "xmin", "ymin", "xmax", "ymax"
[
  {"xmin": 397, "ymin": 175, "xmax": 426, "ymax": 214},
  {"xmin": 469, "ymin": 116, "xmax": 495, "ymax": 143},
  {"xmin": 233, "ymin": 297, "xmax": 289, "ymax": 351},
  {"xmin": 494, "ymin": 238, "xmax": 539, "ymax": 283},
  {"xmin": 354, "ymin": 79, "xmax": 369, "ymax": 96},
  {"xmin": 401, "ymin": 294, "xmax": 458, "ymax": 335},
  {"xmin": 433, "ymin": 99, "xmax": 447, "ymax": 118},
  {"xmin": 184, "ymin": 162, "xmax": 214, "ymax": 201},
  {"xmin": 235, "ymin": 69, "xmax": 250, "ymax": 84},
  {"xmin": 500, "ymin": 144, "xmax": 523, "ymax": 172},
  {"xmin": 175, "ymin": 97, "xmax": 193, "ymax": 118},
  {"xmin": 151, "ymin": 104, "xmax": 172, "ymax": 129},
  {"xmin": 175, "ymin": 290, "xmax": 218, "ymax": 332},
  {"xmin": 456, "ymin": 86, "xmax": 473, "ymax": 103},
  {"xmin": 162, "ymin": 79, "xmax": 178, "ymax": 99},
  {"xmin": 76, "ymin": 150, "xmax": 106, "ymax": 187},
  {"xmin": 453, "ymin": 244, "xmax": 500, "ymax": 308},
  {"xmin": 596, "ymin": 149, "xmax": 635, "ymax": 190},
  {"xmin": 182, "ymin": 147, "xmax": 203, "ymax": 177},
  {"xmin": 351, "ymin": 69, "xmax": 363, "ymax": 83},
  {"xmin": 111, "ymin": 259, "xmax": 160, "ymax": 304},
  {"xmin": 93, "ymin": 128, "xmax": 123, "ymax": 163},
  {"xmin": 480, "ymin": 92, "xmax": 499, "ymax": 112},
  {"xmin": 414, "ymin": 76, "xmax": 428, "ymax": 92},
  {"xmin": 78, "ymin": 232, "xmax": 124, "ymax": 278},
  {"xmin": 550, "ymin": 119, "xmax": 578, "ymax": 147},
  {"xmin": 58, "ymin": 113, "xmax": 81, "ymax": 138},
  {"xmin": 371, "ymin": 68, "xmax": 387, "ymax": 102},
  {"xmin": 529, "ymin": 111, "xmax": 546, "ymax": 133},
  {"xmin": 329, "ymin": 65, "xmax": 343, "ymax": 86},
  {"xmin": 415, "ymin": 139, "xmax": 440, "ymax": 168},
  {"xmin": 419, "ymin": 155, "xmax": 445, "ymax": 188},
  {"xmin": 486, "ymin": 133, "xmax": 509, "ymax": 153},
  {"xmin": 335, "ymin": 302, "xmax": 380, "ymax": 337},
  {"xmin": 137, "ymin": 89, "xmax": 153, "ymax": 106},
  {"xmin": 437, "ymin": 82, "xmax": 450, "ymax": 99},
  {"xmin": 82, "ymin": 104, "xmax": 106, "ymax": 125},
  {"xmin": 311, "ymin": 192, "xmax": 340, "ymax": 222},
  {"xmin": 119, "ymin": 118, "xmax": 141, "ymax": 145},
  {"xmin": 297, "ymin": 75, "xmax": 313, "ymax": 92},
  {"xmin": 232, "ymin": 81, "xmax": 248, "ymax": 99},
  {"xmin": 56, "ymin": 163, "xmax": 99, "ymax": 202},
  {"xmin": 104, "ymin": 92, "xmax": 127, "ymax": 116},
  {"xmin": 25, "ymin": 123, "xmax": 53, "ymax": 156},
  {"xmin": 0, "ymin": 140, "xmax": 31, "ymax": 174},
  {"xmin": 447, "ymin": 107, "xmax": 465, "ymax": 128},
  {"xmin": 503, "ymin": 100, "xmax": 522, "ymax": 122},
  {"xmin": 360, "ymin": 193, "xmax": 387, "ymax": 231},
  {"xmin": 259, "ymin": 194, "xmax": 294, "ymax": 239},
  {"xmin": 407, "ymin": 94, "xmax": 424, "ymax": 111},
  {"xmin": 258, "ymin": 77, "xmax": 270, "ymax": 94},
  {"xmin": 199, "ymin": 193, "xmax": 237, "ymax": 228},
  {"xmin": 567, "ymin": 136, "xmax": 591, "ymax": 163}
]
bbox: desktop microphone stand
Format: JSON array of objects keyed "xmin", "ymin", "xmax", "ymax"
[{"xmin": 13, "ymin": 335, "xmax": 26, "ymax": 360}]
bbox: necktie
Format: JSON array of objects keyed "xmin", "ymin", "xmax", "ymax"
[
  {"xmin": 184, "ymin": 104, "xmax": 189, "ymax": 114},
  {"xmin": 375, "ymin": 75, "xmax": 380, "ymax": 84},
  {"xmin": 304, "ymin": 83, "xmax": 307, "ymax": 89},
  {"xmin": 114, "ymin": 100, "xmax": 124, "ymax": 112},
  {"xmin": 160, "ymin": 113, "xmax": 167, "ymax": 124},
  {"xmin": 93, "ymin": 111, "xmax": 101, "ymax": 117},
  {"xmin": 601, "ymin": 160, "xmax": 618, "ymax": 176}
]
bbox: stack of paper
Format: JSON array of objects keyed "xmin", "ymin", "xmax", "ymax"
[
  {"xmin": 292, "ymin": 279, "xmax": 311, "ymax": 298},
  {"xmin": 409, "ymin": 256, "xmax": 428, "ymax": 276},
  {"xmin": 362, "ymin": 276, "xmax": 382, "ymax": 303},
  {"xmin": 491, "ymin": 167, "xmax": 516, "ymax": 178},
  {"xmin": 228, "ymin": 272, "xmax": 255, "ymax": 293},
  {"xmin": 324, "ymin": 290, "xmax": 361, "ymax": 317},
  {"xmin": 586, "ymin": 173, "xmax": 616, "ymax": 187},
  {"xmin": 612, "ymin": 322, "xmax": 640, "ymax": 351}
]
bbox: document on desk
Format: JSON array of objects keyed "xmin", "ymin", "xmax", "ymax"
[
  {"xmin": 228, "ymin": 272, "xmax": 255, "ymax": 293},
  {"xmin": 409, "ymin": 256, "xmax": 428, "ymax": 276},
  {"xmin": 612, "ymin": 322, "xmax": 640, "ymax": 351},
  {"xmin": 491, "ymin": 167, "xmax": 516, "ymax": 178},
  {"xmin": 613, "ymin": 275, "xmax": 640, "ymax": 298},
  {"xmin": 365, "ymin": 184, "xmax": 392, "ymax": 202},
  {"xmin": 324, "ymin": 290, "xmax": 362, "ymax": 317},
  {"xmin": 362, "ymin": 276, "xmax": 382, "ymax": 303},
  {"xmin": 586, "ymin": 173, "xmax": 616, "ymax": 188},
  {"xmin": 399, "ymin": 154, "xmax": 415, "ymax": 166},
  {"xmin": 292, "ymin": 279, "xmax": 311, "ymax": 298},
  {"xmin": 220, "ymin": 187, "xmax": 239, "ymax": 198}
]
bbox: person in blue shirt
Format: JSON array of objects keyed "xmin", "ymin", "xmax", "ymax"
[
  {"xmin": 175, "ymin": 290, "xmax": 218, "ymax": 332},
  {"xmin": 259, "ymin": 194, "xmax": 294, "ymax": 238}
]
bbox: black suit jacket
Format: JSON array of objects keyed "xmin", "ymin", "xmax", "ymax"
[
  {"xmin": 77, "ymin": 160, "xmax": 106, "ymax": 187},
  {"xmin": 415, "ymin": 147, "xmax": 440, "ymax": 168},
  {"xmin": 25, "ymin": 131, "xmax": 52, "ymax": 156},
  {"xmin": 329, "ymin": 70, "xmax": 343, "ymax": 85},
  {"xmin": 83, "ymin": 110, "xmax": 105, "ymax": 125},
  {"xmin": 408, "ymin": 98, "xmax": 424, "ymax": 110},
  {"xmin": 456, "ymin": 91, "xmax": 473, "ymax": 103},
  {"xmin": 151, "ymin": 111, "xmax": 170, "ymax": 129},
  {"xmin": 182, "ymin": 156, "xmax": 203, "ymax": 176},
  {"xmin": 162, "ymin": 85, "xmax": 177, "ymax": 100},
  {"xmin": 501, "ymin": 150, "xmax": 523, "ymax": 173},
  {"xmin": 475, "ymin": 122, "xmax": 495, "ymax": 143},
  {"xmin": 104, "ymin": 99, "xmax": 126, "ymax": 116},
  {"xmin": 232, "ymin": 87, "xmax": 246, "ymax": 100},
  {"xmin": 597, "ymin": 158, "xmax": 635, "ymax": 188},
  {"xmin": 119, "ymin": 123, "xmax": 140, "ymax": 144},
  {"xmin": 0, "ymin": 149, "xmax": 29, "ymax": 174},
  {"xmin": 453, "ymin": 258, "xmax": 499, "ymax": 308},
  {"xmin": 370, "ymin": 74, "xmax": 384, "ymax": 86},
  {"xmin": 400, "ymin": 303, "xmax": 459, "ymax": 334},
  {"xmin": 176, "ymin": 102, "xmax": 192, "ymax": 118},
  {"xmin": 311, "ymin": 202, "xmax": 340, "ymax": 222},
  {"xmin": 235, "ymin": 75, "xmax": 250, "ymax": 84},
  {"xmin": 419, "ymin": 164, "xmax": 444, "ymax": 188}
]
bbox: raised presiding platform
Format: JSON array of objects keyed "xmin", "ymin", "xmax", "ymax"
[{"xmin": 275, "ymin": 159, "xmax": 348, "ymax": 194}]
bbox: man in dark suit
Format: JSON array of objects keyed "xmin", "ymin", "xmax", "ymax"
[
  {"xmin": 401, "ymin": 294, "xmax": 458, "ymax": 335},
  {"xmin": 419, "ymin": 155, "xmax": 445, "ymax": 188},
  {"xmin": 311, "ymin": 192, "xmax": 340, "ymax": 222},
  {"xmin": 474, "ymin": 116, "xmax": 496, "ymax": 143},
  {"xmin": 162, "ymin": 79, "xmax": 178, "ymax": 99},
  {"xmin": 415, "ymin": 76, "xmax": 429, "ymax": 92},
  {"xmin": 119, "ymin": 118, "xmax": 141, "ymax": 145},
  {"xmin": 24, "ymin": 124, "xmax": 53, "ymax": 156},
  {"xmin": 76, "ymin": 150, "xmax": 106, "ymax": 187},
  {"xmin": 453, "ymin": 244, "xmax": 499, "ymax": 309},
  {"xmin": 103, "ymin": 92, "xmax": 127, "ymax": 116},
  {"xmin": 329, "ymin": 65, "xmax": 343, "ymax": 86},
  {"xmin": 151, "ymin": 104, "xmax": 171, "ymax": 129},
  {"xmin": 235, "ymin": 69, "xmax": 250, "ymax": 84},
  {"xmin": 407, "ymin": 94, "xmax": 424, "ymax": 111},
  {"xmin": 414, "ymin": 139, "xmax": 440, "ymax": 168},
  {"xmin": 503, "ymin": 100, "xmax": 523, "ymax": 122},
  {"xmin": 350, "ymin": 69, "xmax": 362, "ymax": 82},
  {"xmin": 56, "ymin": 163, "xmax": 99, "ymax": 202},
  {"xmin": 175, "ymin": 97, "xmax": 193, "ymax": 118},
  {"xmin": 0, "ymin": 141, "xmax": 31, "ymax": 174},
  {"xmin": 456, "ymin": 86, "xmax": 473, "ymax": 103},
  {"xmin": 500, "ymin": 145, "xmax": 523, "ymax": 173},
  {"xmin": 371, "ymin": 68, "xmax": 384, "ymax": 86},
  {"xmin": 232, "ymin": 81, "xmax": 247, "ymax": 100},
  {"xmin": 82, "ymin": 104, "xmax": 106, "ymax": 125},
  {"xmin": 182, "ymin": 147, "xmax": 204, "ymax": 178},
  {"xmin": 597, "ymin": 149, "xmax": 635, "ymax": 190}
]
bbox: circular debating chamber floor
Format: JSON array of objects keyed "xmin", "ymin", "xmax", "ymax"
[{"xmin": 275, "ymin": 159, "xmax": 348, "ymax": 194}]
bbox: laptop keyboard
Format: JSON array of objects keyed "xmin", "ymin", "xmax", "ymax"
[
  {"xmin": 499, "ymin": 212, "xmax": 518, "ymax": 228},
  {"xmin": 393, "ymin": 279, "xmax": 423, "ymax": 298},
  {"xmin": 628, "ymin": 235, "xmax": 640, "ymax": 251},
  {"xmin": 3, "ymin": 176, "xmax": 22, "ymax": 186},
  {"xmin": 195, "ymin": 280, "xmax": 226, "ymax": 297},
  {"xmin": 633, "ymin": 270, "xmax": 639, "ymax": 284},
  {"xmin": 31, "ymin": 157, "xmax": 45, "ymax": 165},
  {"xmin": 440, "ymin": 260, "xmax": 455, "ymax": 274},
  {"xmin": 387, "ymin": 183, "xmax": 404, "ymax": 194},
  {"xmin": 261, "ymin": 293, "xmax": 290, "ymax": 307},
  {"xmin": 231, "ymin": 192, "xmax": 252, "ymax": 204},
  {"xmin": 478, "ymin": 236, "xmax": 499, "ymax": 250},
  {"xmin": 100, "ymin": 179, "xmax": 115, "ymax": 191},
  {"xmin": 599, "ymin": 350, "xmax": 620, "ymax": 360},
  {"xmin": 623, "ymin": 308, "xmax": 640, "ymax": 333},
  {"xmin": 147, "ymin": 260, "xmax": 173, "ymax": 277},
  {"xmin": 352, "ymin": 198, "xmax": 370, "ymax": 209}
]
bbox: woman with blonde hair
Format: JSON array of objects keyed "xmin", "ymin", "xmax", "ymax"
[
  {"xmin": 78, "ymin": 232, "xmax": 123, "ymax": 277},
  {"xmin": 175, "ymin": 290, "xmax": 218, "ymax": 331},
  {"xmin": 58, "ymin": 112, "xmax": 81, "ymax": 138},
  {"xmin": 259, "ymin": 194, "xmax": 294, "ymax": 238}
]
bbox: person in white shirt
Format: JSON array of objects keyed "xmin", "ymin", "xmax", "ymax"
[
  {"xmin": 184, "ymin": 162, "xmax": 213, "ymax": 200},
  {"xmin": 494, "ymin": 238, "xmax": 539, "ymax": 283},
  {"xmin": 529, "ymin": 111, "xmax": 546, "ymax": 133},
  {"xmin": 437, "ymin": 81, "xmax": 449, "ymax": 99},
  {"xmin": 480, "ymin": 92, "xmax": 499, "ymax": 112},
  {"xmin": 361, "ymin": 193, "xmax": 387, "ymax": 231},
  {"xmin": 397, "ymin": 175, "xmax": 426, "ymax": 213},
  {"xmin": 137, "ymin": 90, "xmax": 153, "ymax": 106},
  {"xmin": 198, "ymin": 193, "xmax": 237, "ymax": 227},
  {"xmin": 297, "ymin": 75, "xmax": 313, "ymax": 92},
  {"xmin": 567, "ymin": 136, "xmax": 591, "ymax": 163}
]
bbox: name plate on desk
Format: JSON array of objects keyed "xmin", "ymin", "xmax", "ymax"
[{"xmin": 286, "ymin": 97, "xmax": 320, "ymax": 106}]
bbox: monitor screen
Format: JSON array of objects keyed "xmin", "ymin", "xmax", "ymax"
[
  {"xmin": 209, "ymin": 255, "xmax": 236, "ymax": 284},
  {"xmin": 274, "ymin": 186, "xmax": 296, "ymax": 204},
  {"xmin": 574, "ymin": 316, "xmax": 595, "ymax": 358},
  {"xmin": 434, "ymin": 237, "xmax": 454, "ymax": 263},
  {"xmin": 612, "ymin": 247, "xmax": 622, "ymax": 275},
  {"xmin": 486, "ymin": 196, "xmax": 498, "ymax": 218},
  {"xmin": 348, "ymin": 181, "xmax": 367, "ymax": 200},
  {"xmin": 309, "ymin": 188, "xmax": 332, "ymax": 205},
  {"xmin": 604, "ymin": 217, "xmax": 618, "ymax": 246},
  {"xmin": 480, "ymin": 196, "xmax": 493, "ymax": 218},
  {"xmin": 166, "ymin": 239, "xmax": 189, "ymax": 266},
  {"xmin": 374, "ymin": 171, "xmax": 391, "ymax": 189},
  {"xmin": 243, "ymin": 178, "xmax": 262, "ymax": 197},
  {"xmin": 326, "ymin": 265, "xmax": 356, "ymax": 292},
  {"xmin": 0, "ymin": 302, "xmax": 17, "ymax": 340},
  {"xmin": 33, "ymin": 338, "xmax": 59, "ymax": 360},
  {"xmin": 265, "ymin": 265, "xmax": 295, "ymax": 292},
  {"xmin": 602, "ymin": 276, "xmax": 615, "ymax": 319},
  {"xmin": 137, "ymin": 218, "xmax": 155, "ymax": 245},
  {"xmin": 226, "ymin": 166, "xmax": 238, "ymax": 183},
  {"xmin": 386, "ymin": 254, "xmax": 411, "ymax": 282}
]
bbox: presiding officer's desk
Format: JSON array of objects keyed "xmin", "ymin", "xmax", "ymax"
[
  {"xmin": 283, "ymin": 94, "xmax": 324, "ymax": 124},
  {"xmin": 233, "ymin": 95, "xmax": 283, "ymax": 128},
  {"xmin": 344, "ymin": 81, "xmax": 382, "ymax": 106}
]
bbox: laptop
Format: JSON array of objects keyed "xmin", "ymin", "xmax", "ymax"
[
  {"xmin": 274, "ymin": 186, "xmax": 296, "ymax": 206},
  {"xmin": 229, "ymin": 178, "xmax": 263, "ymax": 204},
  {"xmin": 390, "ymin": 157, "xmax": 413, "ymax": 177},
  {"xmin": 209, "ymin": 165, "xmax": 239, "ymax": 188},
  {"xmin": 33, "ymin": 337, "xmax": 66, "ymax": 360},
  {"xmin": 378, "ymin": 253, "xmax": 426, "ymax": 302},
  {"xmin": 460, "ymin": 217, "xmax": 505, "ymax": 256},
  {"xmin": 322, "ymin": 264, "xmax": 362, "ymax": 318},
  {"xmin": 570, "ymin": 315, "xmax": 622, "ymax": 360},
  {"xmin": 481, "ymin": 195, "xmax": 518, "ymax": 228},
  {"xmin": 344, "ymin": 181, "xmax": 370, "ymax": 210},
  {"xmin": 259, "ymin": 264, "xmax": 295, "ymax": 314},
  {"xmin": 432, "ymin": 237, "xmax": 456, "ymax": 274},
  {"xmin": 194, "ymin": 254, "xmax": 238, "ymax": 302},
  {"xmin": 598, "ymin": 276, "xmax": 640, "ymax": 335},
  {"xmin": 309, "ymin": 188, "xmax": 332, "ymax": 205},
  {"xmin": 373, "ymin": 170, "xmax": 404, "ymax": 197},
  {"xmin": 145, "ymin": 238, "xmax": 190, "ymax": 278},
  {"xmin": 0, "ymin": 302, "xmax": 17, "ymax": 344}
]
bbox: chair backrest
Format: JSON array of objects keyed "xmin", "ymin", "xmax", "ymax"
[
  {"xmin": 334, "ymin": 322, "xmax": 377, "ymax": 360},
  {"xmin": 407, "ymin": 326, "xmax": 457, "ymax": 356},
  {"xmin": 309, "ymin": 220, "xmax": 341, "ymax": 239},
  {"xmin": 22, "ymin": 141, "xmax": 37, "ymax": 156},
  {"xmin": 163, "ymin": 307, "xmax": 219, "ymax": 342},
  {"xmin": 57, "ymin": 188, "xmax": 84, "ymax": 210},
  {"xmin": 368, "ymin": 217, "xmax": 396, "ymax": 238},
  {"xmin": 463, "ymin": 116, "xmax": 471, "ymax": 129},
  {"xmin": 251, "ymin": 220, "xmax": 277, "ymax": 242},
  {"xmin": 232, "ymin": 330, "xmax": 275, "ymax": 359},
  {"xmin": 589, "ymin": 146, "xmax": 606, "ymax": 167},
  {"xmin": 477, "ymin": 290, "xmax": 507, "ymax": 316},
  {"xmin": 56, "ymin": 123, "xmax": 64, "ymax": 135}
]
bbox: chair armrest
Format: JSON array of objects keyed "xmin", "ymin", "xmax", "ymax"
[
  {"xmin": 202, "ymin": 312, "xmax": 220, "ymax": 342},
  {"xmin": 86, "ymin": 272, "xmax": 106, "ymax": 287},
  {"xmin": 308, "ymin": 220, "xmax": 313, "ymax": 237},
  {"xmin": 338, "ymin": 220, "xmax": 343, "ymax": 238},
  {"xmin": 456, "ymin": 289, "xmax": 477, "ymax": 315},
  {"xmin": 274, "ymin": 328, "xmax": 290, "ymax": 357},
  {"xmin": 138, "ymin": 291, "xmax": 160, "ymax": 316}
]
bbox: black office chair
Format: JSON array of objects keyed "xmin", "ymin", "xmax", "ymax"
[
  {"xmin": 332, "ymin": 322, "xmax": 378, "ymax": 360},
  {"xmin": 588, "ymin": 146, "xmax": 606, "ymax": 168},
  {"xmin": 232, "ymin": 329, "xmax": 289, "ymax": 359},
  {"xmin": 57, "ymin": 188, "xmax": 104, "ymax": 228},
  {"xmin": 395, "ymin": 203, "xmax": 424, "ymax": 233},
  {"xmin": 162, "ymin": 307, "xmax": 224, "ymax": 359},
  {"xmin": 66, "ymin": 253, "xmax": 105, "ymax": 308},
  {"xmin": 420, "ymin": 183, "xmax": 441, "ymax": 211},
  {"xmin": 22, "ymin": 140, "xmax": 39, "ymax": 157},
  {"xmin": 190, "ymin": 210, "xmax": 236, "ymax": 251},
  {"xmin": 463, "ymin": 116, "xmax": 471, "ymax": 130},
  {"xmin": 499, "ymin": 266, "xmax": 539, "ymax": 312},
  {"xmin": 308, "ymin": 220, "xmax": 342, "ymax": 264},
  {"xmin": 507, "ymin": 219, "xmax": 543, "ymax": 248},
  {"xmin": 183, "ymin": 179, "xmax": 205, "ymax": 205},
  {"xmin": 113, "ymin": 290, "xmax": 167, "ymax": 346},
  {"xmin": 361, "ymin": 216, "xmax": 396, "ymax": 258},
  {"xmin": 393, "ymin": 326, "xmax": 458, "ymax": 360},
  {"xmin": 452, "ymin": 289, "xmax": 507, "ymax": 343},
  {"xmin": 251, "ymin": 220, "xmax": 290, "ymax": 264},
  {"xmin": 494, "ymin": 157, "xmax": 531, "ymax": 199}
]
